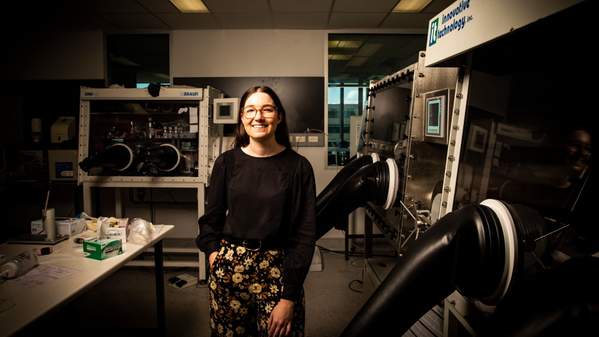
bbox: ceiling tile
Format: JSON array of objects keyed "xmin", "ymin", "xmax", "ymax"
[
  {"xmin": 89, "ymin": 0, "xmax": 147, "ymax": 14},
  {"xmin": 51, "ymin": 1, "xmax": 94, "ymax": 14},
  {"xmin": 103, "ymin": 14, "xmax": 170, "ymax": 30},
  {"xmin": 213, "ymin": 13, "xmax": 274, "ymax": 29},
  {"xmin": 357, "ymin": 43, "xmax": 384, "ymax": 57},
  {"xmin": 158, "ymin": 13, "xmax": 221, "ymax": 29},
  {"xmin": 138, "ymin": 0, "xmax": 179, "ymax": 13},
  {"xmin": 329, "ymin": 13, "xmax": 387, "ymax": 29},
  {"xmin": 203, "ymin": 0, "xmax": 269, "ymax": 13},
  {"xmin": 271, "ymin": 0, "xmax": 333, "ymax": 13},
  {"xmin": 380, "ymin": 13, "xmax": 434, "ymax": 29},
  {"xmin": 273, "ymin": 13, "xmax": 329, "ymax": 29},
  {"xmin": 422, "ymin": 0, "xmax": 455, "ymax": 14},
  {"xmin": 62, "ymin": 15, "xmax": 116, "ymax": 31},
  {"xmin": 333, "ymin": 0, "xmax": 398, "ymax": 13}
]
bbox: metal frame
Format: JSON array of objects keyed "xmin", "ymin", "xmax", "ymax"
[
  {"xmin": 438, "ymin": 57, "xmax": 471, "ymax": 218},
  {"xmin": 78, "ymin": 86, "xmax": 222, "ymax": 281},
  {"xmin": 78, "ymin": 87, "xmax": 209, "ymax": 186}
]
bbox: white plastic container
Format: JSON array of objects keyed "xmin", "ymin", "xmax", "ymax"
[{"xmin": 0, "ymin": 250, "xmax": 39, "ymax": 279}]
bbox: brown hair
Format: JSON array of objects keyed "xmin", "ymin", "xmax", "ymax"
[{"xmin": 234, "ymin": 86, "xmax": 291, "ymax": 148}]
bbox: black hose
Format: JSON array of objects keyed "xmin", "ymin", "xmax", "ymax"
[
  {"xmin": 316, "ymin": 160, "xmax": 392, "ymax": 239},
  {"xmin": 339, "ymin": 204, "xmax": 501, "ymax": 337}
]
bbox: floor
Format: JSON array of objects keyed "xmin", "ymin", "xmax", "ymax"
[
  {"xmin": 14, "ymin": 239, "xmax": 382, "ymax": 337},
  {"xmin": 14, "ymin": 238, "xmax": 443, "ymax": 337}
]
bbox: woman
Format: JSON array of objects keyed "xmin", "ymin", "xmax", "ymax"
[{"xmin": 196, "ymin": 86, "xmax": 316, "ymax": 337}]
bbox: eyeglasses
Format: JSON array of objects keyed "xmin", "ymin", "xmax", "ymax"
[{"xmin": 242, "ymin": 105, "xmax": 277, "ymax": 119}]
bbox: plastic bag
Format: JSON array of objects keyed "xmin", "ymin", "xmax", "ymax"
[{"xmin": 127, "ymin": 218, "xmax": 155, "ymax": 244}]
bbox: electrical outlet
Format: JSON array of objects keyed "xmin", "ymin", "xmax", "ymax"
[{"xmin": 290, "ymin": 133, "xmax": 324, "ymax": 147}]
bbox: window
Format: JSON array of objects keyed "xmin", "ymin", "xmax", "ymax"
[
  {"xmin": 106, "ymin": 34, "xmax": 170, "ymax": 88},
  {"xmin": 327, "ymin": 33, "xmax": 425, "ymax": 166},
  {"xmin": 327, "ymin": 85, "xmax": 367, "ymax": 165}
]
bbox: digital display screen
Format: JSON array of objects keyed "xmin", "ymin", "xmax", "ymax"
[
  {"xmin": 219, "ymin": 104, "xmax": 231, "ymax": 117},
  {"xmin": 213, "ymin": 98, "xmax": 239, "ymax": 124},
  {"xmin": 425, "ymin": 96, "xmax": 444, "ymax": 138}
]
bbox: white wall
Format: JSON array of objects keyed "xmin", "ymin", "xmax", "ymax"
[
  {"xmin": 172, "ymin": 30, "xmax": 325, "ymax": 77},
  {"xmin": 172, "ymin": 29, "xmax": 343, "ymax": 238},
  {"xmin": 3, "ymin": 30, "xmax": 104, "ymax": 80}
]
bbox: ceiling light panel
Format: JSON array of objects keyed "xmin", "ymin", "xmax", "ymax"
[
  {"xmin": 338, "ymin": 40, "xmax": 363, "ymax": 49},
  {"xmin": 170, "ymin": 0, "xmax": 210, "ymax": 13},
  {"xmin": 393, "ymin": 0, "xmax": 433, "ymax": 13},
  {"xmin": 329, "ymin": 54, "xmax": 353, "ymax": 61}
]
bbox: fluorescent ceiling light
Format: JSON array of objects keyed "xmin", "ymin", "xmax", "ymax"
[
  {"xmin": 393, "ymin": 0, "xmax": 433, "ymax": 13},
  {"xmin": 328, "ymin": 54, "xmax": 352, "ymax": 61},
  {"xmin": 338, "ymin": 40, "xmax": 363, "ymax": 49},
  {"xmin": 329, "ymin": 40, "xmax": 363, "ymax": 49},
  {"xmin": 170, "ymin": 0, "xmax": 209, "ymax": 13}
]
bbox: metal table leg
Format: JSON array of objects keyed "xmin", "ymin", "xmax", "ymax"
[{"xmin": 154, "ymin": 239, "xmax": 166, "ymax": 336}]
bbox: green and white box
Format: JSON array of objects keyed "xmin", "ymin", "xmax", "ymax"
[{"xmin": 83, "ymin": 238, "xmax": 123, "ymax": 260}]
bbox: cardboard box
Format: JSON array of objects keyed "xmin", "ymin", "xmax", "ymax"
[
  {"xmin": 57, "ymin": 218, "xmax": 87, "ymax": 236},
  {"xmin": 48, "ymin": 149, "xmax": 78, "ymax": 181},
  {"xmin": 103, "ymin": 227, "xmax": 127, "ymax": 243},
  {"xmin": 50, "ymin": 116, "xmax": 76, "ymax": 144},
  {"xmin": 83, "ymin": 239, "xmax": 123, "ymax": 260},
  {"xmin": 30, "ymin": 219, "xmax": 43, "ymax": 235},
  {"xmin": 31, "ymin": 217, "xmax": 87, "ymax": 236}
]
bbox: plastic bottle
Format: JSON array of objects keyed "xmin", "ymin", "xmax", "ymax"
[
  {"xmin": 0, "ymin": 250, "xmax": 39, "ymax": 279},
  {"xmin": 31, "ymin": 118, "xmax": 42, "ymax": 143},
  {"xmin": 148, "ymin": 117, "xmax": 153, "ymax": 139}
]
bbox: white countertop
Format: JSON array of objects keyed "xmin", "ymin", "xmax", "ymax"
[{"xmin": 0, "ymin": 225, "xmax": 174, "ymax": 337}]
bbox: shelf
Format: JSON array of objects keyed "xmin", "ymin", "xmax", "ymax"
[
  {"xmin": 126, "ymin": 238, "xmax": 200, "ymax": 269},
  {"xmin": 126, "ymin": 260, "xmax": 199, "ymax": 268},
  {"xmin": 90, "ymin": 112, "xmax": 194, "ymax": 116}
]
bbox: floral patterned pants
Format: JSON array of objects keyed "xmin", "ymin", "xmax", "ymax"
[{"xmin": 208, "ymin": 240, "xmax": 305, "ymax": 337}]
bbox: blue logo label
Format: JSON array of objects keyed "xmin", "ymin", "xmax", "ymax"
[
  {"xmin": 429, "ymin": 18, "xmax": 439, "ymax": 46},
  {"xmin": 428, "ymin": 0, "xmax": 472, "ymax": 47}
]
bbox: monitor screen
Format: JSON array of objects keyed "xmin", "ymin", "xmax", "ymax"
[
  {"xmin": 213, "ymin": 98, "xmax": 239, "ymax": 124},
  {"xmin": 425, "ymin": 95, "xmax": 446, "ymax": 139},
  {"xmin": 218, "ymin": 103, "xmax": 232, "ymax": 117},
  {"xmin": 426, "ymin": 97, "xmax": 443, "ymax": 137}
]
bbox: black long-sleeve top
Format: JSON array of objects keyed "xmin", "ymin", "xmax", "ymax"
[{"xmin": 196, "ymin": 147, "xmax": 316, "ymax": 301}]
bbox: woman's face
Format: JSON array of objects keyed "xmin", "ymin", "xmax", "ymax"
[{"xmin": 241, "ymin": 92, "xmax": 281, "ymax": 143}]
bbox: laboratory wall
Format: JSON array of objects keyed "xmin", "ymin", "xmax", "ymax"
[
  {"xmin": 171, "ymin": 30, "xmax": 325, "ymax": 77},
  {"xmin": 1, "ymin": 29, "xmax": 342, "ymax": 239},
  {"xmin": 0, "ymin": 30, "xmax": 104, "ymax": 81}
]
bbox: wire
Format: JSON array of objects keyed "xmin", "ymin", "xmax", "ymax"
[
  {"xmin": 316, "ymin": 244, "xmax": 346, "ymax": 255},
  {"xmin": 316, "ymin": 244, "xmax": 398, "ymax": 259},
  {"xmin": 349, "ymin": 258, "xmax": 365, "ymax": 268},
  {"xmin": 348, "ymin": 279, "xmax": 363, "ymax": 293},
  {"xmin": 348, "ymin": 261, "xmax": 366, "ymax": 293},
  {"xmin": 399, "ymin": 200, "xmax": 418, "ymax": 222}
]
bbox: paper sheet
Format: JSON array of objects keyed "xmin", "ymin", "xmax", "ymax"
[
  {"xmin": 12, "ymin": 264, "xmax": 77, "ymax": 288},
  {"xmin": 189, "ymin": 107, "xmax": 198, "ymax": 124}
]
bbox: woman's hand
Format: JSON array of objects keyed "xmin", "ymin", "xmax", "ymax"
[
  {"xmin": 268, "ymin": 299, "xmax": 294, "ymax": 337},
  {"xmin": 208, "ymin": 251, "xmax": 218, "ymax": 270}
]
